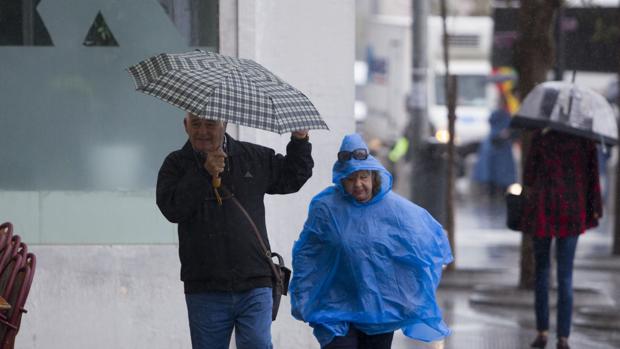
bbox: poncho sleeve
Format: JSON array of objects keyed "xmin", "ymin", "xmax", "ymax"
[{"xmin": 289, "ymin": 200, "xmax": 336, "ymax": 322}]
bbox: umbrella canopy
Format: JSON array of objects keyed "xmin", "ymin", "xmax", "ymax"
[
  {"xmin": 511, "ymin": 81, "xmax": 618, "ymax": 146},
  {"xmin": 126, "ymin": 50, "xmax": 328, "ymax": 134}
]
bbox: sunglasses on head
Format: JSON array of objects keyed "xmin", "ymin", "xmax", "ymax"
[{"xmin": 337, "ymin": 148, "xmax": 369, "ymax": 162}]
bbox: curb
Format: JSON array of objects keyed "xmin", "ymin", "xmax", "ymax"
[
  {"xmin": 574, "ymin": 256, "xmax": 620, "ymax": 271},
  {"xmin": 574, "ymin": 305, "xmax": 620, "ymax": 330},
  {"xmin": 468, "ymin": 285, "xmax": 614, "ymax": 309},
  {"xmin": 439, "ymin": 268, "xmax": 516, "ymax": 290}
]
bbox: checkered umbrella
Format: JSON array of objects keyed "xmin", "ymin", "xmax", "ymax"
[{"xmin": 126, "ymin": 50, "xmax": 328, "ymax": 134}]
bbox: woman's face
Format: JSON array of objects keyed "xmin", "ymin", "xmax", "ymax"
[{"xmin": 342, "ymin": 170, "xmax": 373, "ymax": 202}]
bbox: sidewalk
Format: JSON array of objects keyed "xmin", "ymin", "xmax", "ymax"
[{"xmin": 390, "ymin": 185, "xmax": 620, "ymax": 349}]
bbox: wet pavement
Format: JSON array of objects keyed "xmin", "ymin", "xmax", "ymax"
[{"xmin": 389, "ymin": 175, "xmax": 620, "ymax": 349}]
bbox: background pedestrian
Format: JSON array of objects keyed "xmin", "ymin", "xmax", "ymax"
[{"xmin": 522, "ymin": 130, "xmax": 602, "ymax": 349}]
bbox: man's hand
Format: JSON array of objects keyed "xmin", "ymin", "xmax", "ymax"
[
  {"xmin": 292, "ymin": 130, "xmax": 309, "ymax": 140},
  {"xmin": 205, "ymin": 148, "xmax": 227, "ymax": 179}
]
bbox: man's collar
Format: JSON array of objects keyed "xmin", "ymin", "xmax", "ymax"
[
  {"xmin": 223, "ymin": 133, "xmax": 242, "ymax": 156},
  {"xmin": 181, "ymin": 133, "xmax": 240, "ymax": 157}
]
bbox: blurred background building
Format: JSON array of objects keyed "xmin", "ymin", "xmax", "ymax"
[{"xmin": 353, "ymin": 0, "xmax": 618, "ymax": 198}]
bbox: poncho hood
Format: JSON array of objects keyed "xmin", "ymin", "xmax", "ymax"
[{"xmin": 332, "ymin": 134, "xmax": 392, "ymax": 205}]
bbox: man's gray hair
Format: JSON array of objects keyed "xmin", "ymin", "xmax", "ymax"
[{"xmin": 184, "ymin": 113, "xmax": 228, "ymax": 128}]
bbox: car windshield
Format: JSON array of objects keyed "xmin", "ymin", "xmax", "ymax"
[{"xmin": 435, "ymin": 74, "xmax": 487, "ymax": 107}]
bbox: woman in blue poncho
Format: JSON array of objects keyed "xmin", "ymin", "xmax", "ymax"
[{"xmin": 290, "ymin": 134, "xmax": 453, "ymax": 349}]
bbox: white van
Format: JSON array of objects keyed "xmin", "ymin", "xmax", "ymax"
[
  {"xmin": 360, "ymin": 15, "xmax": 496, "ymax": 160},
  {"xmin": 427, "ymin": 16, "xmax": 496, "ymax": 156}
]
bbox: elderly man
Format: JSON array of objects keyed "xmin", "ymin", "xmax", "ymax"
[{"xmin": 156, "ymin": 113, "xmax": 313, "ymax": 349}]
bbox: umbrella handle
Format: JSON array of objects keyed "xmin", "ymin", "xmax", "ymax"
[{"xmin": 212, "ymin": 177, "xmax": 222, "ymax": 206}]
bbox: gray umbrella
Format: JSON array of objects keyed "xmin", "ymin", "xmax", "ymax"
[
  {"xmin": 126, "ymin": 50, "xmax": 328, "ymax": 134},
  {"xmin": 511, "ymin": 81, "xmax": 617, "ymax": 146}
]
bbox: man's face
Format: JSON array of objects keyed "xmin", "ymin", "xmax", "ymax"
[
  {"xmin": 342, "ymin": 170, "xmax": 373, "ymax": 203},
  {"xmin": 184, "ymin": 114, "xmax": 226, "ymax": 153}
]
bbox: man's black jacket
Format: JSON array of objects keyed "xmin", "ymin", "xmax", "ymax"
[{"xmin": 156, "ymin": 133, "xmax": 313, "ymax": 293}]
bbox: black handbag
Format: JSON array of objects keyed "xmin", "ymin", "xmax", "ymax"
[
  {"xmin": 268, "ymin": 252, "xmax": 291, "ymax": 320},
  {"xmin": 230, "ymin": 194, "xmax": 291, "ymax": 321},
  {"xmin": 505, "ymin": 192, "xmax": 523, "ymax": 231}
]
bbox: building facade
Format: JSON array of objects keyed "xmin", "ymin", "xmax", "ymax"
[{"xmin": 0, "ymin": 0, "xmax": 354, "ymax": 347}]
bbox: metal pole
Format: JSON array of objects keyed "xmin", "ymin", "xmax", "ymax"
[
  {"xmin": 440, "ymin": 0, "xmax": 456, "ymax": 270},
  {"xmin": 407, "ymin": 0, "xmax": 429, "ymax": 152},
  {"xmin": 612, "ymin": 2, "xmax": 620, "ymax": 256},
  {"xmin": 408, "ymin": 0, "xmax": 448, "ymax": 225},
  {"xmin": 553, "ymin": 6, "xmax": 565, "ymax": 81}
]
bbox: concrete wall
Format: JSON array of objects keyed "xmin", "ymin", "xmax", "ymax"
[
  {"xmin": 9, "ymin": 0, "xmax": 355, "ymax": 348},
  {"xmin": 237, "ymin": 2, "xmax": 356, "ymax": 347}
]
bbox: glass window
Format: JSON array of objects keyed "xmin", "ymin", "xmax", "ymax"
[
  {"xmin": 0, "ymin": 0, "xmax": 219, "ymax": 190},
  {"xmin": 0, "ymin": 0, "xmax": 53, "ymax": 45},
  {"xmin": 0, "ymin": 0, "xmax": 219, "ymax": 243},
  {"xmin": 158, "ymin": 0, "xmax": 219, "ymax": 48}
]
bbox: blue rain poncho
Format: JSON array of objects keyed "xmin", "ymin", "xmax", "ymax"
[{"xmin": 290, "ymin": 134, "xmax": 453, "ymax": 347}]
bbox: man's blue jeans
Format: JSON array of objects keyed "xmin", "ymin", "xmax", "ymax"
[
  {"xmin": 185, "ymin": 287, "xmax": 273, "ymax": 349},
  {"xmin": 533, "ymin": 235, "xmax": 579, "ymax": 338}
]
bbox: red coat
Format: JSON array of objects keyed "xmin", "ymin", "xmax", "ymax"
[{"xmin": 521, "ymin": 130, "xmax": 602, "ymax": 238}]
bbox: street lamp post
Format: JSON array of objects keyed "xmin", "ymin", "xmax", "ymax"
[{"xmin": 407, "ymin": 0, "xmax": 448, "ymax": 227}]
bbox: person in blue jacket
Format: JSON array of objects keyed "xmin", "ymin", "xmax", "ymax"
[
  {"xmin": 472, "ymin": 94, "xmax": 517, "ymax": 196},
  {"xmin": 290, "ymin": 133, "xmax": 453, "ymax": 349}
]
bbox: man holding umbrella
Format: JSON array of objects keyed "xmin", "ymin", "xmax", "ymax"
[
  {"xmin": 156, "ymin": 113, "xmax": 311, "ymax": 349},
  {"xmin": 128, "ymin": 50, "xmax": 327, "ymax": 349}
]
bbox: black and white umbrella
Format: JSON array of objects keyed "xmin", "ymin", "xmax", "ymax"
[
  {"xmin": 126, "ymin": 50, "xmax": 328, "ymax": 134},
  {"xmin": 511, "ymin": 81, "xmax": 618, "ymax": 146}
]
